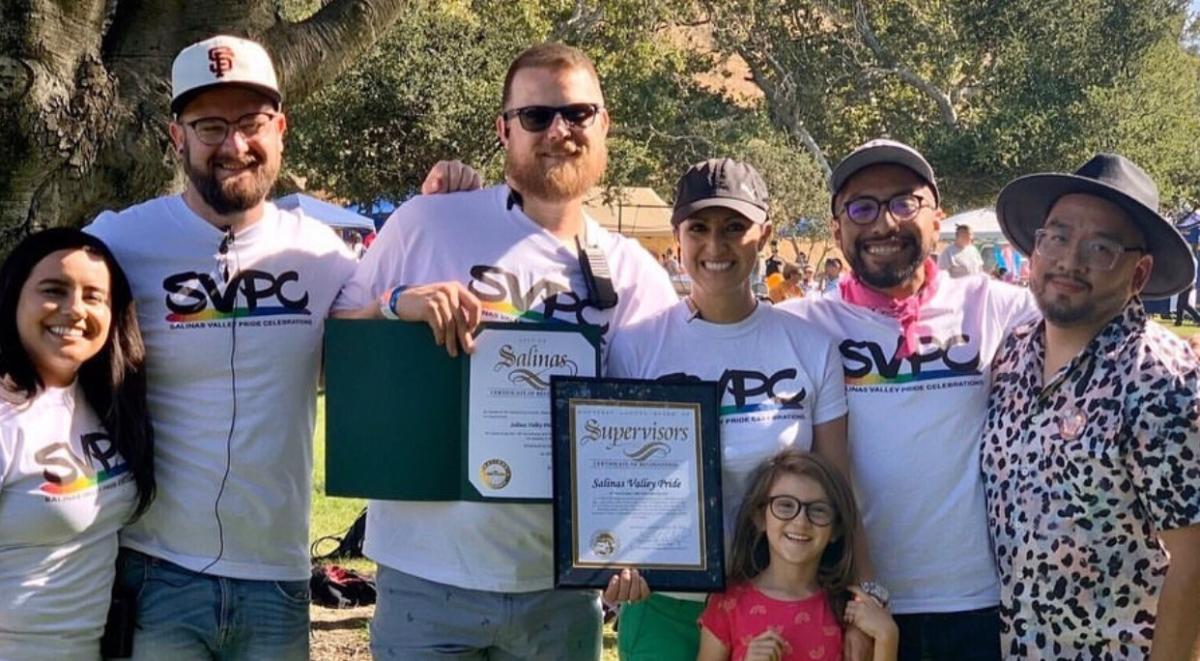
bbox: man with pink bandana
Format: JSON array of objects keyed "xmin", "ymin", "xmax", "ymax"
[{"xmin": 781, "ymin": 139, "xmax": 1039, "ymax": 661}]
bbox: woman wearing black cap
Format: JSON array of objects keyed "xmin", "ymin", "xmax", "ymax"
[{"xmin": 607, "ymin": 158, "xmax": 854, "ymax": 660}]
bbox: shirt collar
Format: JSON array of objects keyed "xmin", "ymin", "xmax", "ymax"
[{"xmin": 1032, "ymin": 296, "xmax": 1147, "ymax": 393}]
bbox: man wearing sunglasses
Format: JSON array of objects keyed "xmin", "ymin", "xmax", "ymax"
[
  {"xmin": 983, "ymin": 154, "xmax": 1200, "ymax": 659},
  {"xmin": 781, "ymin": 139, "xmax": 1040, "ymax": 661},
  {"xmin": 334, "ymin": 43, "xmax": 677, "ymax": 659}
]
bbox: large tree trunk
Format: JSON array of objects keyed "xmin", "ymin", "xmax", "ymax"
[{"xmin": 0, "ymin": 0, "xmax": 408, "ymax": 245}]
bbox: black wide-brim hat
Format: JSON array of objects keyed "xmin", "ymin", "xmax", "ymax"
[{"xmin": 996, "ymin": 153, "xmax": 1195, "ymax": 299}]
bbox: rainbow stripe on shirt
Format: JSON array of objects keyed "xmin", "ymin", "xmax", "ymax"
[{"xmin": 39, "ymin": 463, "xmax": 130, "ymax": 496}]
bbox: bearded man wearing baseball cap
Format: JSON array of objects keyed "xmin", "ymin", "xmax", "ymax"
[
  {"xmin": 82, "ymin": 35, "xmax": 472, "ymax": 659},
  {"xmin": 80, "ymin": 34, "xmax": 354, "ymax": 660},
  {"xmin": 779, "ymin": 139, "xmax": 1040, "ymax": 660},
  {"xmin": 982, "ymin": 154, "xmax": 1200, "ymax": 659}
]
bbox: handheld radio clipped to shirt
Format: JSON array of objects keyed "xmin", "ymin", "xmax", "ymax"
[
  {"xmin": 508, "ymin": 189, "xmax": 618, "ymax": 310},
  {"xmin": 576, "ymin": 236, "xmax": 617, "ymax": 310}
]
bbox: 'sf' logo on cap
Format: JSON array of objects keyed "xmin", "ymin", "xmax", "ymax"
[{"xmin": 208, "ymin": 47, "xmax": 235, "ymax": 78}]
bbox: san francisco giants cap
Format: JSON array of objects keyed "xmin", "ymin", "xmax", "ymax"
[{"xmin": 171, "ymin": 35, "xmax": 282, "ymax": 115}]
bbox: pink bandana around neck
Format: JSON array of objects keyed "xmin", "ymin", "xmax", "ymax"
[{"xmin": 840, "ymin": 258, "xmax": 940, "ymax": 358}]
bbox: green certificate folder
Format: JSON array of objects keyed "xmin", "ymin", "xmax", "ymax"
[
  {"xmin": 325, "ymin": 319, "xmax": 464, "ymax": 500},
  {"xmin": 324, "ymin": 319, "xmax": 600, "ymax": 502}
]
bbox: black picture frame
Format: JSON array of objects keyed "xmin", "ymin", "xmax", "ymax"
[{"xmin": 550, "ymin": 376, "xmax": 724, "ymax": 592}]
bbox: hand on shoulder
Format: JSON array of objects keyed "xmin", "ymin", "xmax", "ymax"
[{"xmin": 421, "ymin": 160, "xmax": 483, "ymax": 195}]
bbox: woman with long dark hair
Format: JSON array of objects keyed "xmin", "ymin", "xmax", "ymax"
[{"xmin": 0, "ymin": 228, "xmax": 154, "ymax": 660}]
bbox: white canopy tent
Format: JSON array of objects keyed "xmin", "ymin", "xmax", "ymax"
[{"xmin": 938, "ymin": 208, "xmax": 1005, "ymax": 243}]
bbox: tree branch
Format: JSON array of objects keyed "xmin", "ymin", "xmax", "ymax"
[
  {"xmin": 737, "ymin": 46, "xmax": 832, "ymax": 180},
  {"xmin": 550, "ymin": 1, "xmax": 606, "ymax": 41},
  {"xmin": 267, "ymin": 0, "xmax": 411, "ymax": 106},
  {"xmin": 852, "ymin": 1, "xmax": 958, "ymax": 127}
]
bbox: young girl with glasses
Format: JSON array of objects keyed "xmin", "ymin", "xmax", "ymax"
[
  {"xmin": 698, "ymin": 450, "xmax": 896, "ymax": 661},
  {"xmin": 0, "ymin": 229, "xmax": 154, "ymax": 659}
]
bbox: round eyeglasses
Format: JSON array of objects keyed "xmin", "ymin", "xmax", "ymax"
[
  {"xmin": 1033, "ymin": 228, "xmax": 1145, "ymax": 271},
  {"xmin": 500, "ymin": 104, "xmax": 603, "ymax": 132},
  {"xmin": 184, "ymin": 112, "xmax": 279, "ymax": 147},
  {"xmin": 766, "ymin": 495, "xmax": 835, "ymax": 526},
  {"xmin": 840, "ymin": 193, "xmax": 933, "ymax": 225}
]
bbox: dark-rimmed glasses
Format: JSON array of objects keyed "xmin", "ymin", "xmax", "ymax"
[
  {"xmin": 840, "ymin": 193, "xmax": 934, "ymax": 225},
  {"xmin": 500, "ymin": 104, "xmax": 603, "ymax": 132},
  {"xmin": 184, "ymin": 112, "xmax": 279, "ymax": 147},
  {"xmin": 1034, "ymin": 228, "xmax": 1145, "ymax": 271},
  {"xmin": 766, "ymin": 495, "xmax": 835, "ymax": 526}
]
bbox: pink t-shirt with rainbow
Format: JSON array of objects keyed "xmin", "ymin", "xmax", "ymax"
[{"xmin": 699, "ymin": 582, "xmax": 843, "ymax": 661}]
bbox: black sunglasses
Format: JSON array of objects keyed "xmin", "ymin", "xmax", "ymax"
[{"xmin": 501, "ymin": 104, "xmax": 603, "ymax": 132}]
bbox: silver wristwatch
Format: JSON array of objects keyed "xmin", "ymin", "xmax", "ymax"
[{"xmin": 860, "ymin": 580, "xmax": 890, "ymax": 607}]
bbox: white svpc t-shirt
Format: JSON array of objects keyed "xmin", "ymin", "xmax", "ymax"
[
  {"xmin": 607, "ymin": 301, "xmax": 847, "ymax": 546},
  {"xmin": 0, "ymin": 385, "xmax": 136, "ymax": 660},
  {"xmin": 88, "ymin": 196, "xmax": 356, "ymax": 581},
  {"xmin": 334, "ymin": 185, "xmax": 678, "ymax": 593},
  {"xmin": 781, "ymin": 272, "xmax": 1038, "ymax": 614}
]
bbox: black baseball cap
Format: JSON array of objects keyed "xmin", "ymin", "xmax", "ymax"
[
  {"xmin": 829, "ymin": 139, "xmax": 939, "ymax": 214},
  {"xmin": 671, "ymin": 158, "xmax": 769, "ymax": 225}
]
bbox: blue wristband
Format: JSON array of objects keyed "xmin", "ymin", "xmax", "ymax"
[{"xmin": 379, "ymin": 286, "xmax": 407, "ymax": 320}]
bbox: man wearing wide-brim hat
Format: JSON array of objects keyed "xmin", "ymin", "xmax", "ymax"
[{"xmin": 982, "ymin": 153, "xmax": 1200, "ymax": 659}]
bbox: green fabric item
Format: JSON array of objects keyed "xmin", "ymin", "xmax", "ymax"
[{"xmin": 617, "ymin": 594, "xmax": 706, "ymax": 661}]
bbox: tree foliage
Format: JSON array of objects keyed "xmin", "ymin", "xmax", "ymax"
[
  {"xmin": 701, "ymin": 0, "xmax": 1200, "ymax": 211},
  {"xmin": 284, "ymin": 0, "xmax": 830, "ymax": 230},
  {"xmin": 9, "ymin": 0, "xmax": 1190, "ymax": 243}
]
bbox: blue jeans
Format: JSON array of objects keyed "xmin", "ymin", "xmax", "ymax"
[
  {"xmin": 117, "ymin": 549, "xmax": 309, "ymax": 660},
  {"xmin": 894, "ymin": 606, "xmax": 1001, "ymax": 661}
]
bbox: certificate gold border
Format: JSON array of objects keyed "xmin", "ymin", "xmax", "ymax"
[{"xmin": 567, "ymin": 398, "xmax": 708, "ymax": 571}]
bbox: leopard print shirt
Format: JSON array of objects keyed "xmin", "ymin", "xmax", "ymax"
[{"xmin": 982, "ymin": 300, "xmax": 1200, "ymax": 660}]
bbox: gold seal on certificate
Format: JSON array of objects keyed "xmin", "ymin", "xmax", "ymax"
[
  {"xmin": 466, "ymin": 324, "xmax": 600, "ymax": 500},
  {"xmin": 551, "ymin": 377, "xmax": 724, "ymax": 591},
  {"xmin": 479, "ymin": 459, "xmax": 512, "ymax": 490}
]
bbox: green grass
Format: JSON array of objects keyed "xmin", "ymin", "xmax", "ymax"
[
  {"xmin": 1160, "ymin": 319, "xmax": 1200, "ymax": 338},
  {"xmin": 310, "ymin": 396, "xmax": 372, "ymax": 574},
  {"xmin": 310, "ymin": 395, "xmax": 619, "ymax": 657}
]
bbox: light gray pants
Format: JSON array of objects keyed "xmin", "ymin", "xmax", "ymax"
[{"xmin": 370, "ymin": 565, "xmax": 602, "ymax": 660}]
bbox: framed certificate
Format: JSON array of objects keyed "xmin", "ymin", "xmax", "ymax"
[{"xmin": 551, "ymin": 376, "xmax": 724, "ymax": 592}]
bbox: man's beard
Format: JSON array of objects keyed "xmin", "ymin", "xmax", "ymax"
[
  {"xmin": 1036, "ymin": 295, "xmax": 1096, "ymax": 325},
  {"xmin": 505, "ymin": 138, "xmax": 606, "ymax": 202},
  {"xmin": 845, "ymin": 230, "xmax": 930, "ymax": 289},
  {"xmin": 183, "ymin": 143, "xmax": 278, "ymax": 214},
  {"xmin": 1031, "ymin": 274, "xmax": 1116, "ymax": 327}
]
